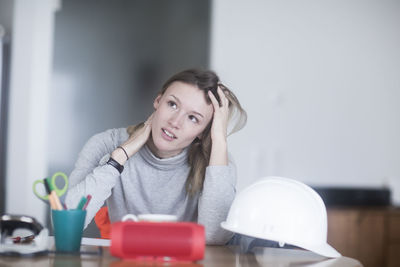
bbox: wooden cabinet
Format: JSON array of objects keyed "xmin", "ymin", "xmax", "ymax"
[
  {"xmin": 327, "ymin": 207, "xmax": 400, "ymax": 267},
  {"xmin": 387, "ymin": 210, "xmax": 400, "ymax": 267}
]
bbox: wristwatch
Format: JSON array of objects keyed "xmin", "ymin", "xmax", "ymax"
[{"xmin": 106, "ymin": 157, "xmax": 124, "ymax": 174}]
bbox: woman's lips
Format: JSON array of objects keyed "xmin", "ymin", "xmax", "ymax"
[{"xmin": 162, "ymin": 128, "xmax": 177, "ymax": 141}]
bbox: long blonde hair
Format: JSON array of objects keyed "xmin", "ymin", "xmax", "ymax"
[{"xmin": 128, "ymin": 69, "xmax": 247, "ymax": 196}]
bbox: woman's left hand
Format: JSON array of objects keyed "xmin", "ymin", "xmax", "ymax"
[{"xmin": 208, "ymin": 86, "xmax": 229, "ymax": 143}]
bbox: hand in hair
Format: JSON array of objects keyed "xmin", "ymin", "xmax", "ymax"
[
  {"xmin": 208, "ymin": 86, "xmax": 229, "ymax": 166},
  {"xmin": 111, "ymin": 113, "xmax": 153, "ymax": 165}
]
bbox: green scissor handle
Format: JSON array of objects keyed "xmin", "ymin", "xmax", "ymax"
[
  {"xmin": 33, "ymin": 179, "xmax": 49, "ymax": 200},
  {"xmin": 32, "ymin": 172, "xmax": 69, "ymax": 201},
  {"xmin": 48, "ymin": 172, "xmax": 69, "ymax": 197}
]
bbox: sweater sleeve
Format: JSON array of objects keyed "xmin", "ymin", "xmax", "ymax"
[
  {"xmin": 65, "ymin": 129, "xmax": 122, "ymax": 228},
  {"xmin": 197, "ymin": 157, "xmax": 237, "ymax": 245}
]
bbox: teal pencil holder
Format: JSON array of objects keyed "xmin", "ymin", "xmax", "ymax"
[{"xmin": 51, "ymin": 209, "xmax": 86, "ymax": 252}]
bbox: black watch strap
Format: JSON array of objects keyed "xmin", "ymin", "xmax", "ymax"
[{"xmin": 107, "ymin": 157, "xmax": 124, "ymax": 173}]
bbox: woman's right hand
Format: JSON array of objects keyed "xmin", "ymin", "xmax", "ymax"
[{"xmin": 111, "ymin": 113, "xmax": 153, "ymax": 164}]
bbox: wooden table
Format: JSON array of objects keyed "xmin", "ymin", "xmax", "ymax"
[{"xmin": 0, "ymin": 245, "xmax": 362, "ymax": 266}]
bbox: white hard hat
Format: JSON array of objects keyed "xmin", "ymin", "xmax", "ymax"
[{"xmin": 221, "ymin": 176, "xmax": 341, "ymax": 258}]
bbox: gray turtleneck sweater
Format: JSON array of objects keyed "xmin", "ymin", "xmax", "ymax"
[{"xmin": 65, "ymin": 128, "xmax": 236, "ymax": 245}]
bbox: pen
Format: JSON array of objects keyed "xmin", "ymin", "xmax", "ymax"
[
  {"xmin": 13, "ymin": 235, "xmax": 35, "ymax": 244},
  {"xmin": 82, "ymin": 194, "xmax": 92, "ymax": 210},
  {"xmin": 76, "ymin": 196, "xmax": 88, "ymax": 210},
  {"xmin": 46, "ymin": 178, "xmax": 63, "ymax": 210},
  {"xmin": 43, "ymin": 178, "xmax": 57, "ymax": 210}
]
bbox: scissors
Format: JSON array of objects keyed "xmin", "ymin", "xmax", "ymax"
[{"xmin": 32, "ymin": 172, "xmax": 69, "ymax": 201}]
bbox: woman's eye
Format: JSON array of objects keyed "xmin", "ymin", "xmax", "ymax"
[
  {"xmin": 168, "ymin": 101, "xmax": 177, "ymax": 109},
  {"xmin": 189, "ymin": 115, "xmax": 198, "ymax": 123}
]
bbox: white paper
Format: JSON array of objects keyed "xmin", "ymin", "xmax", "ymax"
[{"xmin": 81, "ymin": 237, "xmax": 110, "ymax": 247}]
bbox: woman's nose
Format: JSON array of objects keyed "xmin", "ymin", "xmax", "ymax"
[{"xmin": 168, "ymin": 113, "xmax": 183, "ymax": 129}]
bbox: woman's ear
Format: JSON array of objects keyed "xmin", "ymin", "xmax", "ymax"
[
  {"xmin": 196, "ymin": 131, "xmax": 204, "ymax": 141},
  {"xmin": 153, "ymin": 94, "xmax": 162, "ymax": 110}
]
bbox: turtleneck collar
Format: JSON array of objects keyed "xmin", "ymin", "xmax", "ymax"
[{"xmin": 138, "ymin": 144, "xmax": 188, "ymax": 170}]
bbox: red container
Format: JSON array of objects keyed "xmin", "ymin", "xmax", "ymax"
[{"xmin": 110, "ymin": 221, "xmax": 205, "ymax": 262}]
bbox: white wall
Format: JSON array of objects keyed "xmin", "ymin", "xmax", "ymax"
[
  {"xmin": 6, "ymin": 0, "xmax": 59, "ymax": 223},
  {"xmin": 211, "ymin": 0, "xmax": 400, "ymax": 203}
]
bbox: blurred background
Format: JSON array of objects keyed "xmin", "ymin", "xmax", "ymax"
[{"xmin": 0, "ymin": 0, "xmax": 399, "ymax": 266}]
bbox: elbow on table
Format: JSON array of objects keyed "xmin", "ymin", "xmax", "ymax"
[{"xmin": 205, "ymin": 228, "xmax": 234, "ymax": 245}]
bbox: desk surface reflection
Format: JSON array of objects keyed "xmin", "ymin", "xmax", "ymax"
[{"xmin": 0, "ymin": 245, "xmax": 362, "ymax": 267}]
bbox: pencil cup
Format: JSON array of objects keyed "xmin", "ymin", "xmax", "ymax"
[{"xmin": 51, "ymin": 209, "xmax": 86, "ymax": 252}]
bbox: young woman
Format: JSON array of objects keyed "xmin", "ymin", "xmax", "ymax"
[{"xmin": 65, "ymin": 69, "xmax": 247, "ymax": 245}]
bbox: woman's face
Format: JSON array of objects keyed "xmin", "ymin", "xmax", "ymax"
[{"xmin": 150, "ymin": 81, "xmax": 214, "ymax": 158}]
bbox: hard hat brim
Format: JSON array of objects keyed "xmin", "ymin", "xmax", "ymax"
[
  {"xmin": 221, "ymin": 221, "xmax": 341, "ymax": 259},
  {"xmin": 301, "ymin": 242, "xmax": 342, "ymax": 259}
]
